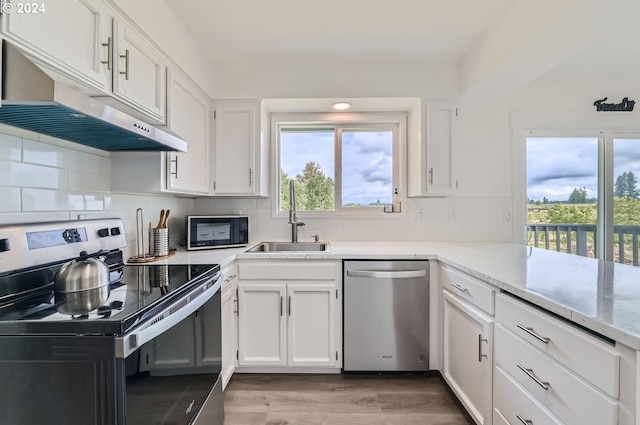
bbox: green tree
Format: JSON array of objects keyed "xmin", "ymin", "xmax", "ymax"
[
  {"xmin": 568, "ymin": 187, "xmax": 588, "ymax": 204},
  {"xmin": 294, "ymin": 162, "xmax": 335, "ymax": 211},
  {"xmin": 547, "ymin": 203, "xmax": 597, "ymax": 223},
  {"xmin": 615, "ymin": 171, "xmax": 639, "ymax": 198},
  {"xmin": 614, "ymin": 196, "xmax": 640, "ymax": 225}
]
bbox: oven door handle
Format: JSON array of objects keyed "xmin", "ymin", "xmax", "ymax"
[{"xmin": 115, "ymin": 272, "xmax": 222, "ymax": 359}]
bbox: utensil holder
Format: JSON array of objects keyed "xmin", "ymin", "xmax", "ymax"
[{"xmin": 150, "ymin": 228, "xmax": 169, "ymax": 257}]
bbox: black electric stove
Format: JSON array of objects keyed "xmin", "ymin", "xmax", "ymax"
[{"xmin": 0, "ymin": 262, "xmax": 220, "ymax": 335}]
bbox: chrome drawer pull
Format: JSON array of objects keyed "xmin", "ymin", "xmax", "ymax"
[
  {"xmin": 516, "ymin": 414, "xmax": 533, "ymax": 425},
  {"xmin": 450, "ymin": 283, "xmax": 469, "ymax": 293},
  {"xmin": 478, "ymin": 334, "xmax": 488, "ymax": 362},
  {"xmin": 517, "ymin": 324, "xmax": 550, "ymax": 344},
  {"xmin": 517, "ymin": 363, "xmax": 550, "ymax": 390}
]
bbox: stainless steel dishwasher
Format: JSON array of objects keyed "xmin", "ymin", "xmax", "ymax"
[{"xmin": 343, "ymin": 260, "xmax": 429, "ymax": 372}]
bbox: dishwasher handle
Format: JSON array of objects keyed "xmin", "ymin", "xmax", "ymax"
[{"xmin": 346, "ymin": 269, "xmax": 427, "ymax": 279}]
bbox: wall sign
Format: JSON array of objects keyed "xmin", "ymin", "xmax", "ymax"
[{"xmin": 593, "ymin": 97, "xmax": 635, "ymax": 112}]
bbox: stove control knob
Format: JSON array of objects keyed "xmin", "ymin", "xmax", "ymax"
[
  {"xmin": 110, "ymin": 227, "xmax": 121, "ymax": 236},
  {"xmin": 0, "ymin": 238, "xmax": 10, "ymax": 252},
  {"xmin": 97, "ymin": 228, "xmax": 110, "ymax": 238}
]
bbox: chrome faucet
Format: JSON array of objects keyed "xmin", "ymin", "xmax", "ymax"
[{"xmin": 288, "ymin": 180, "xmax": 305, "ymax": 242}]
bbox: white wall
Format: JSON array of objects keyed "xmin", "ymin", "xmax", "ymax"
[
  {"xmin": 0, "ymin": 124, "xmax": 195, "ymax": 260},
  {"xmin": 195, "ymin": 63, "xmax": 640, "ymax": 243}
]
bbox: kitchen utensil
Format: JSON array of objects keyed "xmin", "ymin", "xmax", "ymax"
[
  {"xmin": 157, "ymin": 209, "xmax": 166, "ymax": 229},
  {"xmin": 129, "ymin": 208, "xmax": 155, "ymax": 263},
  {"xmin": 162, "ymin": 209, "xmax": 170, "ymax": 228},
  {"xmin": 151, "ymin": 228, "xmax": 169, "ymax": 256},
  {"xmin": 54, "ymin": 251, "xmax": 111, "ymax": 313}
]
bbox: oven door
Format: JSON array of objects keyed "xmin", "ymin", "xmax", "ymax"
[{"xmin": 115, "ymin": 275, "xmax": 223, "ymax": 425}]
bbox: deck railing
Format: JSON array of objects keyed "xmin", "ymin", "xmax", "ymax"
[{"xmin": 527, "ymin": 224, "xmax": 640, "ymax": 266}]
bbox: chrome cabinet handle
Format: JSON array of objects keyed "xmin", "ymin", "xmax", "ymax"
[
  {"xmin": 517, "ymin": 324, "xmax": 550, "ymax": 344},
  {"xmin": 101, "ymin": 36, "xmax": 112, "ymax": 70},
  {"xmin": 288, "ymin": 295, "xmax": 291, "ymax": 317},
  {"xmin": 249, "ymin": 168, "xmax": 253, "ymax": 186},
  {"xmin": 517, "ymin": 363, "xmax": 550, "ymax": 390},
  {"xmin": 120, "ymin": 49, "xmax": 130, "ymax": 80},
  {"xmin": 170, "ymin": 156, "xmax": 178, "ymax": 178},
  {"xmin": 478, "ymin": 334, "xmax": 488, "ymax": 362},
  {"xmin": 516, "ymin": 414, "xmax": 533, "ymax": 425},
  {"xmin": 224, "ymin": 274, "xmax": 237, "ymax": 283},
  {"xmin": 280, "ymin": 296, "xmax": 283, "ymax": 317},
  {"xmin": 233, "ymin": 299, "xmax": 238, "ymax": 315},
  {"xmin": 450, "ymin": 283, "xmax": 469, "ymax": 293},
  {"xmin": 429, "ymin": 167, "xmax": 434, "ymax": 184}
]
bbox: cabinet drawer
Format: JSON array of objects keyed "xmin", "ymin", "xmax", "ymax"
[
  {"xmin": 440, "ymin": 264, "xmax": 495, "ymax": 314},
  {"xmin": 494, "ymin": 365, "xmax": 563, "ymax": 425},
  {"xmin": 496, "ymin": 293, "xmax": 619, "ymax": 398},
  {"xmin": 239, "ymin": 261, "xmax": 339, "ymax": 281},
  {"xmin": 495, "ymin": 324, "xmax": 617, "ymax": 425},
  {"xmin": 221, "ymin": 262, "xmax": 238, "ymax": 295}
]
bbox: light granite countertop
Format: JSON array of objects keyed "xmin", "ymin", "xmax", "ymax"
[{"xmin": 160, "ymin": 241, "xmax": 640, "ymax": 350}]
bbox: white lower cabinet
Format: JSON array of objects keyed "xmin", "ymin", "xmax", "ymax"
[
  {"xmin": 494, "ymin": 292, "xmax": 623, "ymax": 425},
  {"xmin": 236, "ymin": 260, "xmax": 341, "ymax": 370},
  {"xmin": 221, "ymin": 264, "xmax": 238, "ymax": 389},
  {"xmin": 493, "ymin": 365, "xmax": 563, "ymax": 425},
  {"xmin": 443, "ymin": 290, "xmax": 493, "ymax": 425}
]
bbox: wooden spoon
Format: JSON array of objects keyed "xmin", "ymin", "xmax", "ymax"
[
  {"xmin": 157, "ymin": 209, "xmax": 165, "ymax": 229},
  {"xmin": 162, "ymin": 209, "xmax": 171, "ymax": 228}
]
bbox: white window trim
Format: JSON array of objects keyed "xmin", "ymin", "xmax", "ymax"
[{"xmin": 271, "ymin": 112, "xmax": 407, "ymax": 218}]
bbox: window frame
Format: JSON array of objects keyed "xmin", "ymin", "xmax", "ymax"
[
  {"xmin": 520, "ymin": 129, "xmax": 640, "ymax": 262},
  {"xmin": 271, "ymin": 112, "xmax": 406, "ymax": 218}
]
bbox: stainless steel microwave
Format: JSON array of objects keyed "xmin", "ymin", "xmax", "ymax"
[{"xmin": 186, "ymin": 215, "xmax": 249, "ymax": 250}]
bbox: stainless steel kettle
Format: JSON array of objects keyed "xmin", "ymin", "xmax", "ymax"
[{"xmin": 54, "ymin": 251, "xmax": 110, "ymax": 314}]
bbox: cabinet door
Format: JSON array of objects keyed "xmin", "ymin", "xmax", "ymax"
[
  {"xmin": 238, "ymin": 283, "xmax": 286, "ymax": 366},
  {"xmin": 221, "ymin": 281, "xmax": 238, "ymax": 389},
  {"xmin": 112, "ymin": 19, "xmax": 166, "ymax": 122},
  {"xmin": 195, "ymin": 295, "xmax": 222, "ymax": 368},
  {"xmin": 443, "ymin": 290, "xmax": 493, "ymax": 425},
  {"xmin": 148, "ymin": 314, "xmax": 196, "ymax": 369},
  {"xmin": 408, "ymin": 102, "xmax": 456, "ymax": 197},
  {"xmin": 1, "ymin": 0, "xmax": 112, "ymax": 91},
  {"xmin": 287, "ymin": 284, "xmax": 337, "ymax": 367},
  {"xmin": 212, "ymin": 101, "xmax": 259, "ymax": 195},
  {"xmin": 166, "ymin": 69, "xmax": 211, "ymax": 194}
]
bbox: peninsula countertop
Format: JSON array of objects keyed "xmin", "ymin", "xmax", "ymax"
[{"xmin": 157, "ymin": 241, "xmax": 640, "ymax": 350}]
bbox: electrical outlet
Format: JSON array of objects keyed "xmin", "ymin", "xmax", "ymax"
[
  {"xmin": 448, "ymin": 210, "xmax": 457, "ymax": 222},
  {"xmin": 503, "ymin": 211, "xmax": 511, "ymax": 222}
]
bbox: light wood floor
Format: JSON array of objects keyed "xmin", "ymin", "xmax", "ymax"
[{"xmin": 223, "ymin": 373, "xmax": 474, "ymax": 425}]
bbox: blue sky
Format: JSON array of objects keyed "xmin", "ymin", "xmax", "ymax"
[
  {"xmin": 527, "ymin": 137, "xmax": 640, "ymax": 201},
  {"xmin": 281, "ymin": 130, "xmax": 393, "ymax": 206}
]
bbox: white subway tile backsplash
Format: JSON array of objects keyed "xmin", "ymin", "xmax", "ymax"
[
  {"xmin": 68, "ymin": 192, "xmax": 105, "ymax": 210},
  {"xmin": 22, "ymin": 188, "xmax": 70, "ymax": 211},
  {"xmin": 0, "ymin": 161, "xmax": 69, "ymax": 189},
  {"xmin": 0, "ymin": 188, "xmax": 21, "ymax": 211},
  {"xmin": 70, "ymin": 170, "xmax": 110, "ymax": 192},
  {"xmin": 0, "ymin": 133, "xmax": 21, "ymax": 161},
  {"xmin": 0, "ymin": 212, "xmax": 70, "ymax": 225},
  {"xmin": 23, "ymin": 139, "xmax": 111, "ymax": 174}
]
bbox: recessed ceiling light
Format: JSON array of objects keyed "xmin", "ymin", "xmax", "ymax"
[{"xmin": 332, "ymin": 102, "xmax": 352, "ymax": 110}]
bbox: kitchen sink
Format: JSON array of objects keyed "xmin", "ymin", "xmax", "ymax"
[{"xmin": 246, "ymin": 241, "xmax": 330, "ymax": 253}]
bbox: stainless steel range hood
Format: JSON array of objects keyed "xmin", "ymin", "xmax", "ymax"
[{"xmin": 0, "ymin": 41, "xmax": 187, "ymax": 152}]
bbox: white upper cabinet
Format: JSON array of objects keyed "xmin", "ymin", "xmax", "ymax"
[
  {"xmin": 212, "ymin": 100, "xmax": 269, "ymax": 196},
  {"xmin": 1, "ymin": 0, "xmax": 167, "ymax": 124},
  {"xmin": 165, "ymin": 68, "xmax": 211, "ymax": 194},
  {"xmin": 110, "ymin": 17, "xmax": 166, "ymax": 123},
  {"xmin": 1, "ymin": 0, "xmax": 112, "ymax": 92},
  {"xmin": 408, "ymin": 102, "xmax": 457, "ymax": 197}
]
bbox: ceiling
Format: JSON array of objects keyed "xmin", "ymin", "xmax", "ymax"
[{"xmin": 165, "ymin": 0, "xmax": 640, "ymax": 101}]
